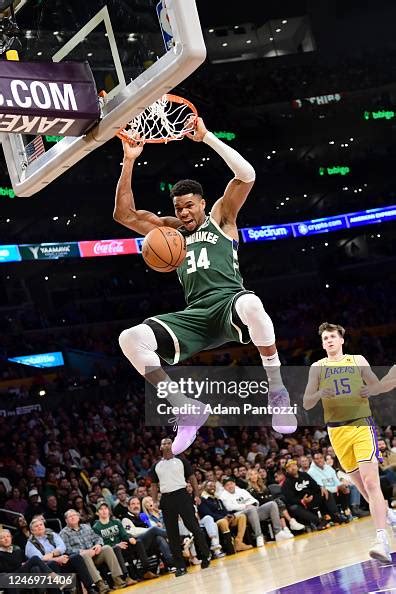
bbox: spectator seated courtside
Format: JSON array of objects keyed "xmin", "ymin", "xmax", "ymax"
[
  {"xmin": 0, "ymin": 528, "xmax": 59, "ymax": 586},
  {"xmin": 184, "ymin": 482, "xmax": 226, "ymax": 559},
  {"xmin": 282, "ymin": 460, "xmax": 347, "ymax": 530},
  {"xmin": 246, "ymin": 468, "xmax": 305, "ymax": 533},
  {"xmin": 121, "ymin": 496, "xmax": 175, "ymax": 572},
  {"xmin": 220, "ymin": 476, "xmax": 293, "ymax": 547},
  {"xmin": 26, "ymin": 516, "xmax": 97, "ymax": 594},
  {"xmin": 308, "ymin": 453, "xmax": 351, "ymax": 521},
  {"xmin": 200, "ymin": 480, "xmax": 251, "ymax": 553},
  {"xmin": 93, "ymin": 500, "xmax": 157, "ymax": 582},
  {"xmin": 60, "ymin": 509, "xmax": 127, "ymax": 594}
]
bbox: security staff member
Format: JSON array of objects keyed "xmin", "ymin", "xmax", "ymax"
[{"xmin": 150, "ymin": 437, "xmax": 211, "ymax": 577}]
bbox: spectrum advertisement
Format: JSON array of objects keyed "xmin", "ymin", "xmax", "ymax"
[{"xmin": 241, "ymin": 204, "xmax": 396, "ymax": 243}]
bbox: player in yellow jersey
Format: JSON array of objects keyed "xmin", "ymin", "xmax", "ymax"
[{"xmin": 303, "ymin": 322, "xmax": 396, "ymax": 563}]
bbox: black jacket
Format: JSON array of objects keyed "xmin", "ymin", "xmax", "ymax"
[
  {"xmin": 123, "ymin": 511, "xmax": 148, "ymax": 529},
  {"xmin": 113, "ymin": 503, "xmax": 129, "ymax": 520},
  {"xmin": 198, "ymin": 496, "xmax": 228, "ymax": 521},
  {"xmin": 247, "ymin": 486, "xmax": 273, "ymax": 506},
  {"xmin": 281, "ymin": 471, "xmax": 320, "ymax": 506},
  {"xmin": 0, "ymin": 546, "xmax": 25, "ymax": 572}
]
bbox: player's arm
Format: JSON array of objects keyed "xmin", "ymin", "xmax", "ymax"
[
  {"xmin": 114, "ymin": 141, "xmax": 181, "ymax": 235},
  {"xmin": 186, "ymin": 117, "xmax": 255, "ymax": 223},
  {"xmin": 379, "ymin": 365, "xmax": 396, "ymax": 392},
  {"xmin": 355, "ymin": 355, "xmax": 384, "ymax": 396},
  {"xmin": 360, "ymin": 359, "xmax": 396, "ymax": 395},
  {"xmin": 303, "ymin": 363, "xmax": 334, "ymax": 410}
]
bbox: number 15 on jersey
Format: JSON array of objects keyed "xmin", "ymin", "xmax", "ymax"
[{"xmin": 333, "ymin": 378, "xmax": 351, "ymax": 395}]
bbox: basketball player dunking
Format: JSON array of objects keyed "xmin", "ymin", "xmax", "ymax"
[
  {"xmin": 114, "ymin": 117, "xmax": 297, "ymax": 455},
  {"xmin": 303, "ymin": 322, "xmax": 396, "ymax": 563}
]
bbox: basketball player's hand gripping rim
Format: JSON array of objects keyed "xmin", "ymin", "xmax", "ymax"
[
  {"xmin": 122, "ymin": 139, "xmax": 144, "ymax": 160},
  {"xmin": 185, "ymin": 116, "xmax": 208, "ymax": 142}
]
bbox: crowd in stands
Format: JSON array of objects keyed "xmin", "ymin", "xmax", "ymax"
[
  {"xmin": 183, "ymin": 48, "xmax": 396, "ymax": 108},
  {"xmin": 2, "ymin": 383, "xmax": 396, "ymax": 586}
]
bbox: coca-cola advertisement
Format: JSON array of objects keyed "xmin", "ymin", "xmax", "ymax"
[{"xmin": 78, "ymin": 238, "xmax": 140, "ymax": 258}]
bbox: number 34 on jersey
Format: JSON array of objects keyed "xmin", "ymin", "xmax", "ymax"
[
  {"xmin": 185, "ymin": 247, "xmax": 210, "ymax": 274},
  {"xmin": 176, "ymin": 217, "xmax": 245, "ymax": 305}
]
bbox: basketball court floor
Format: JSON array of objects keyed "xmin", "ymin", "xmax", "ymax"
[{"xmin": 128, "ymin": 518, "xmax": 396, "ymax": 594}]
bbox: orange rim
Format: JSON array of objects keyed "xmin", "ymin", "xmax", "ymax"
[{"xmin": 116, "ymin": 94, "xmax": 198, "ymax": 145}]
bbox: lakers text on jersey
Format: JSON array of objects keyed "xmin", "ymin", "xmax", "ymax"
[{"xmin": 318, "ymin": 354, "xmax": 371, "ymax": 424}]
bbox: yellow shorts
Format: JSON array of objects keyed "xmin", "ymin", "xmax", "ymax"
[{"xmin": 328, "ymin": 423, "xmax": 381, "ymax": 474}]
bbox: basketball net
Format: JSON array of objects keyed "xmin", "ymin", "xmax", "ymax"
[{"xmin": 117, "ymin": 93, "xmax": 198, "ymax": 145}]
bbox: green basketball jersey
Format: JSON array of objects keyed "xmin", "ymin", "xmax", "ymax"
[{"xmin": 177, "ymin": 215, "xmax": 245, "ymax": 305}]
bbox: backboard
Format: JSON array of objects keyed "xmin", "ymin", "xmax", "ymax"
[{"xmin": 0, "ymin": 0, "xmax": 206, "ymax": 196}]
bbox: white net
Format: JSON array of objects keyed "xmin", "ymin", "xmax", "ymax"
[{"xmin": 119, "ymin": 94, "xmax": 197, "ymax": 144}]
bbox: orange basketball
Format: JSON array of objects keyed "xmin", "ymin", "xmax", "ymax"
[{"xmin": 142, "ymin": 227, "xmax": 186, "ymax": 272}]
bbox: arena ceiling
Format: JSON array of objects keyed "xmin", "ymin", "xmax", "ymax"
[{"xmin": 12, "ymin": 0, "xmax": 311, "ymax": 31}]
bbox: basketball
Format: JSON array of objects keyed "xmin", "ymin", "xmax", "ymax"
[{"xmin": 142, "ymin": 227, "xmax": 186, "ymax": 272}]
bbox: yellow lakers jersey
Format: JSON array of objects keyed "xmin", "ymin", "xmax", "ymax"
[{"xmin": 317, "ymin": 354, "xmax": 372, "ymax": 424}]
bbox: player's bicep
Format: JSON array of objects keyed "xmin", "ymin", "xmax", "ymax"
[
  {"xmin": 116, "ymin": 210, "xmax": 173, "ymax": 236},
  {"xmin": 218, "ymin": 178, "xmax": 255, "ymax": 222},
  {"xmin": 361, "ymin": 368, "xmax": 380, "ymax": 387},
  {"xmin": 137, "ymin": 213, "xmax": 182, "ymax": 234},
  {"xmin": 357, "ymin": 355, "xmax": 380, "ymax": 387},
  {"xmin": 160, "ymin": 216, "xmax": 184, "ymax": 229}
]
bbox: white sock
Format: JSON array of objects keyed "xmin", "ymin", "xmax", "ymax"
[
  {"xmin": 234, "ymin": 294, "xmax": 284, "ymax": 390},
  {"xmin": 260, "ymin": 352, "xmax": 283, "ymax": 391},
  {"xmin": 376, "ymin": 529, "xmax": 389, "ymax": 543}
]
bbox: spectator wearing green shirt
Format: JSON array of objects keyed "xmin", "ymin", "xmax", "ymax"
[{"xmin": 93, "ymin": 502, "xmax": 157, "ymax": 582}]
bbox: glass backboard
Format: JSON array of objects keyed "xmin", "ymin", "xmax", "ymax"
[{"xmin": 0, "ymin": 0, "xmax": 206, "ymax": 196}]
